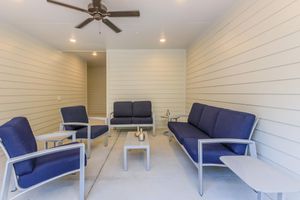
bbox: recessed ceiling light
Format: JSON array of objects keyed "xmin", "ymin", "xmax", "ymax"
[
  {"xmin": 69, "ymin": 38, "xmax": 76, "ymax": 43},
  {"xmin": 160, "ymin": 38, "xmax": 166, "ymax": 43},
  {"xmin": 92, "ymin": 51, "xmax": 97, "ymax": 56}
]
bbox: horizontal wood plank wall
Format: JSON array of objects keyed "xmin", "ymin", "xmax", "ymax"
[
  {"xmin": 107, "ymin": 49, "xmax": 186, "ymax": 129},
  {"xmin": 87, "ymin": 62, "xmax": 106, "ymax": 116},
  {"xmin": 187, "ymin": 0, "xmax": 300, "ymax": 180},
  {"xmin": 0, "ymin": 24, "xmax": 87, "ymax": 137}
]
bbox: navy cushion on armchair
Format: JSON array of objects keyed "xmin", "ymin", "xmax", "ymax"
[
  {"xmin": 114, "ymin": 102, "xmax": 132, "ymax": 117},
  {"xmin": 18, "ymin": 147, "xmax": 83, "ymax": 188},
  {"xmin": 132, "ymin": 117, "xmax": 153, "ymax": 124},
  {"xmin": 0, "ymin": 117, "xmax": 37, "ymax": 176},
  {"xmin": 110, "ymin": 117, "xmax": 132, "ymax": 125},
  {"xmin": 213, "ymin": 109, "xmax": 255, "ymax": 155},
  {"xmin": 132, "ymin": 101, "xmax": 152, "ymax": 117},
  {"xmin": 61, "ymin": 106, "xmax": 89, "ymax": 130},
  {"xmin": 76, "ymin": 125, "xmax": 109, "ymax": 139}
]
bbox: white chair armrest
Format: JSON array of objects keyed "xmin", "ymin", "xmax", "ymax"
[
  {"xmin": 7, "ymin": 143, "xmax": 85, "ymax": 164},
  {"xmin": 61, "ymin": 122, "xmax": 89, "ymax": 127},
  {"xmin": 198, "ymin": 138, "xmax": 257, "ymax": 158},
  {"xmin": 88, "ymin": 117, "xmax": 108, "ymax": 125}
]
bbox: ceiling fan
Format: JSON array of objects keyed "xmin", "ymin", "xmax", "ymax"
[{"xmin": 46, "ymin": 0, "xmax": 140, "ymax": 33}]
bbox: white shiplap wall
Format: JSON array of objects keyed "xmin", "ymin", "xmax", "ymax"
[
  {"xmin": 87, "ymin": 62, "xmax": 106, "ymax": 116},
  {"xmin": 0, "ymin": 23, "xmax": 87, "ymax": 136},
  {"xmin": 187, "ymin": 0, "xmax": 300, "ymax": 181},
  {"xmin": 107, "ymin": 49, "xmax": 186, "ymax": 128}
]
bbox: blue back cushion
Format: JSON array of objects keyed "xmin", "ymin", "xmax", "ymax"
[
  {"xmin": 61, "ymin": 106, "xmax": 89, "ymax": 130},
  {"xmin": 188, "ymin": 103, "xmax": 205, "ymax": 127},
  {"xmin": 114, "ymin": 102, "xmax": 133, "ymax": 117},
  {"xmin": 0, "ymin": 117, "xmax": 37, "ymax": 176},
  {"xmin": 133, "ymin": 101, "xmax": 152, "ymax": 117},
  {"xmin": 213, "ymin": 109, "xmax": 256, "ymax": 154},
  {"xmin": 197, "ymin": 106, "xmax": 220, "ymax": 137}
]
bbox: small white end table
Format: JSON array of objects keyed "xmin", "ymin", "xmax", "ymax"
[
  {"xmin": 221, "ymin": 156, "xmax": 300, "ymax": 200},
  {"xmin": 35, "ymin": 131, "xmax": 76, "ymax": 149},
  {"xmin": 123, "ymin": 131, "xmax": 150, "ymax": 171}
]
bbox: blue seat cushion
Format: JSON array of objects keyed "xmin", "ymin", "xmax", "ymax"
[
  {"xmin": 197, "ymin": 106, "xmax": 220, "ymax": 137},
  {"xmin": 61, "ymin": 106, "xmax": 89, "ymax": 131},
  {"xmin": 110, "ymin": 117, "xmax": 132, "ymax": 125},
  {"xmin": 168, "ymin": 122, "xmax": 209, "ymax": 144},
  {"xmin": 188, "ymin": 103, "xmax": 205, "ymax": 127},
  {"xmin": 183, "ymin": 138, "xmax": 235, "ymax": 164},
  {"xmin": 0, "ymin": 117, "xmax": 37, "ymax": 176},
  {"xmin": 114, "ymin": 102, "xmax": 133, "ymax": 117},
  {"xmin": 132, "ymin": 117, "xmax": 153, "ymax": 124},
  {"xmin": 213, "ymin": 109, "xmax": 256, "ymax": 154},
  {"xmin": 75, "ymin": 125, "xmax": 108, "ymax": 139},
  {"xmin": 18, "ymin": 144, "xmax": 86, "ymax": 189},
  {"xmin": 132, "ymin": 101, "xmax": 152, "ymax": 117}
]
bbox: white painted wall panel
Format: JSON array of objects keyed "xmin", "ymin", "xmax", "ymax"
[
  {"xmin": 187, "ymin": 0, "xmax": 300, "ymax": 188},
  {"xmin": 0, "ymin": 23, "xmax": 87, "ymax": 136},
  {"xmin": 107, "ymin": 49, "xmax": 185, "ymax": 128}
]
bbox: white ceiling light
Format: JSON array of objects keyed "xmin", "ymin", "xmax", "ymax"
[
  {"xmin": 69, "ymin": 38, "xmax": 76, "ymax": 43},
  {"xmin": 160, "ymin": 38, "xmax": 166, "ymax": 43},
  {"xmin": 92, "ymin": 51, "xmax": 97, "ymax": 56}
]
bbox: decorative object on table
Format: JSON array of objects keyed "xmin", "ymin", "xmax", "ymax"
[
  {"xmin": 138, "ymin": 129, "xmax": 145, "ymax": 141},
  {"xmin": 135, "ymin": 127, "xmax": 140, "ymax": 137}
]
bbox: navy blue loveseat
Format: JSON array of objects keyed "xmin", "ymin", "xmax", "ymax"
[
  {"xmin": 168, "ymin": 103, "xmax": 258, "ymax": 195},
  {"xmin": 109, "ymin": 101, "xmax": 155, "ymax": 135}
]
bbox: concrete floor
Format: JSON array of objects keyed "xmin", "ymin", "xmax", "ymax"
[{"xmin": 0, "ymin": 131, "xmax": 299, "ymax": 200}]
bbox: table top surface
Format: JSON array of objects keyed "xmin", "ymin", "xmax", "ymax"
[
  {"xmin": 124, "ymin": 131, "xmax": 149, "ymax": 148},
  {"xmin": 35, "ymin": 131, "xmax": 76, "ymax": 141},
  {"xmin": 220, "ymin": 156, "xmax": 300, "ymax": 193}
]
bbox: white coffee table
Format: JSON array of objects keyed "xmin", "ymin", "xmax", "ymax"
[
  {"xmin": 123, "ymin": 131, "xmax": 150, "ymax": 171},
  {"xmin": 35, "ymin": 131, "xmax": 76, "ymax": 149},
  {"xmin": 221, "ymin": 156, "xmax": 300, "ymax": 200}
]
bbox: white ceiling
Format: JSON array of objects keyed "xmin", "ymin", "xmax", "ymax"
[{"xmin": 0, "ymin": 0, "xmax": 238, "ymax": 51}]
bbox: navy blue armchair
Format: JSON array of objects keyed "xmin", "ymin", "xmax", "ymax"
[
  {"xmin": 60, "ymin": 105, "xmax": 109, "ymax": 158},
  {"xmin": 0, "ymin": 117, "xmax": 85, "ymax": 200}
]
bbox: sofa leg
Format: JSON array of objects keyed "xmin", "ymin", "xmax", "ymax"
[
  {"xmin": 198, "ymin": 164, "xmax": 203, "ymax": 196},
  {"xmin": 104, "ymin": 133, "xmax": 109, "ymax": 147}
]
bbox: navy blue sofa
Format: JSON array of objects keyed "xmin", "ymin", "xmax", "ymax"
[
  {"xmin": 168, "ymin": 103, "xmax": 258, "ymax": 195},
  {"xmin": 109, "ymin": 101, "xmax": 155, "ymax": 135}
]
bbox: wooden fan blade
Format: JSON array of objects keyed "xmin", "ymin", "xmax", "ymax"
[
  {"xmin": 107, "ymin": 11, "xmax": 140, "ymax": 17},
  {"xmin": 102, "ymin": 19, "xmax": 121, "ymax": 33},
  {"xmin": 47, "ymin": 0, "xmax": 88, "ymax": 13},
  {"xmin": 75, "ymin": 18, "xmax": 94, "ymax": 29}
]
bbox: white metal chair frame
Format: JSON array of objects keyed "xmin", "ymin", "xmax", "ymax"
[
  {"xmin": 59, "ymin": 110, "xmax": 109, "ymax": 158},
  {"xmin": 169, "ymin": 115, "xmax": 259, "ymax": 196},
  {"xmin": 109, "ymin": 112, "xmax": 156, "ymax": 136},
  {"xmin": 0, "ymin": 139, "xmax": 85, "ymax": 200}
]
